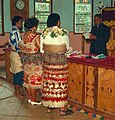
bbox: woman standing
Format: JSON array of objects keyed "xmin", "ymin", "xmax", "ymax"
[
  {"xmin": 40, "ymin": 13, "xmax": 73, "ymax": 115},
  {"xmin": 20, "ymin": 17, "xmax": 42, "ymax": 105}
]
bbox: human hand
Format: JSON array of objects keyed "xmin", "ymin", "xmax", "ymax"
[
  {"xmin": 89, "ymin": 33, "xmax": 97, "ymax": 40},
  {"xmin": 69, "ymin": 47, "xmax": 73, "ymax": 52}
]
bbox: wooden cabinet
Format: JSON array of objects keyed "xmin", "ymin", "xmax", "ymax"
[
  {"xmin": 97, "ymin": 68, "xmax": 115, "ymax": 115},
  {"xmin": 68, "ymin": 59, "xmax": 115, "ymax": 119},
  {"xmin": 84, "ymin": 66, "xmax": 98, "ymax": 108},
  {"xmin": 68, "ymin": 62, "xmax": 84, "ymax": 104}
]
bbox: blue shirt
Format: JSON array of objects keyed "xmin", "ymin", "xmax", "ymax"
[{"xmin": 9, "ymin": 26, "xmax": 22, "ymax": 53}]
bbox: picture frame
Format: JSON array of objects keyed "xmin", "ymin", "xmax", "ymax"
[
  {"xmin": 34, "ymin": 0, "xmax": 52, "ymax": 33},
  {"xmin": 0, "ymin": 0, "xmax": 4, "ymax": 36},
  {"xmin": 73, "ymin": 0, "xmax": 93, "ymax": 34},
  {"xmin": 35, "ymin": 2, "xmax": 50, "ymax": 12}
]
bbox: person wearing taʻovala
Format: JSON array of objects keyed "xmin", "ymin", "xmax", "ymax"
[
  {"xmin": 9, "ymin": 16, "xmax": 24, "ymax": 98},
  {"xmin": 40, "ymin": 13, "xmax": 74, "ymax": 115},
  {"xmin": 20, "ymin": 17, "xmax": 42, "ymax": 105}
]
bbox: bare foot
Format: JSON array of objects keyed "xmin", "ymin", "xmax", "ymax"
[{"xmin": 14, "ymin": 93, "xmax": 24, "ymax": 98}]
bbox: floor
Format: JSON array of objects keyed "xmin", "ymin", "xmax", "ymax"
[{"xmin": 0, "ymin": 67, "xmax": 100, "ymax": 120}]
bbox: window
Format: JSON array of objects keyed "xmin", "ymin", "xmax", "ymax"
[
  {"xmin": 74, "ymin": 0, "xmax": 93, "ymax": 33},
  {"xmin": 34, "ymin": 0, "xmax": 52, "ymax": 33}
]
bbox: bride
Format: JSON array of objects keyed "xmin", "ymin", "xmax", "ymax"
[{"xmin": 40, "ymin": 13, "xmax": 74, "ymax": 115}]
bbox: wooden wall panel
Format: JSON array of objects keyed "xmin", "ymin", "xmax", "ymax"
[
  {"xmin": 84, "ymin": 66, "xmax": 96, "ymax": 108},
  {"xmin": 68, "ymin": 62, "xmax": 84, "ymax": 104},
  {"xmin": 10, "ymin": 0, "xmax": 29, "ymax": 20},
  {"xmin": 97, "ymin": 68, "xmax": 115, "ymax": 115}
]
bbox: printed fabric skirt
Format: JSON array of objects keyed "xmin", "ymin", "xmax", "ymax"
[
  {"xmin": 10, "ymin": 51, "xmax": 23, "ymax": 73},
  {"xmin": 42, "ymin": 52, "xmax": 68, "ymax": 108},
  {"xmin": 21, "ymin": 52, "xmax": 43, "ymax": 89}
]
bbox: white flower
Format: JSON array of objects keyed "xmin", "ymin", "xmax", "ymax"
[
  {"xmin": 44, "ymin": 31, "xmax": 48, "ymax": 36},
  {"xmin": 42, "ymin": 27, "xmax": 68, "ymax": 39}
]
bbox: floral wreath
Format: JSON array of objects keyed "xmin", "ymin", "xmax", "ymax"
[{"xmin": 42, "ymin": 26, "xmax": 68, "ymax": 39}]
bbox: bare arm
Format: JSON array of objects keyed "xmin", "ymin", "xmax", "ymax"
[
  {"xmin": 35, "ymin": 35, "xmax": 40, "ymax": 48},
  {"xmin": 40, "ymin": 35, "xmax": 44, "ymax": 53}
]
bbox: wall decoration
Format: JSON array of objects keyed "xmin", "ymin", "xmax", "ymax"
[
  {"xmin": 10, "ymin": 0, "xmax": 29, "ymax": 20},
  {"xmin": 74, "ymin": 0, "xmax": 93, "ymax": 33},
  {"xmin": 96, "ymin": 1, "xmax": 106, "ymax": 14},
  {"xmin": 34, "ymin": 0, "xmax": 52, "ymax": 33}
]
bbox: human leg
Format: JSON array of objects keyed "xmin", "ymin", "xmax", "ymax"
[
  {"xmin": 13, "ymin": 72, "xmax": 24, "ymax": 98},
  {"xmin": 28, "ymin": 88, "xmax": 42, "ymax": 105}
]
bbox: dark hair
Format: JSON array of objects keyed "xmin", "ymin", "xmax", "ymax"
[
  {"xmin": 12, "ymin": 16, "xmax": 23, "ymax": 26},
  {"xmin": 24, "ymin": 17, "xmax": 39, "ymax": 30},
  {"xmin": 47, "ymin": 13, "xmax": 60, "ymax": 27},
  {"xmin": 94, "ymin": 14, "xmax": 102, "ymax": 19}
]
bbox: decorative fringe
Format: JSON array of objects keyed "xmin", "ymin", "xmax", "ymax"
[
  {"xmin": 42, "ymin": 100, "xmax": 68, "ymax": 108},
  {"xmin": 67, "ymin": 104, "xmax": 105, "ymax": 120}
]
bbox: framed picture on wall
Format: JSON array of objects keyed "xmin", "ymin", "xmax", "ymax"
[
  {"xmin": 111, "ymin": 0, "xmax": 115, "ymax": 7},
  {"xmin": 34, "ymin": 0, "xmax": 52, "ymax": 33},
  {"xmin": 0, "ymin": 0, "xmax": 4, "ymax": 35},
  {"xmin": 74, "ymin": 0, "xmax": 93, "ymax": 33}
]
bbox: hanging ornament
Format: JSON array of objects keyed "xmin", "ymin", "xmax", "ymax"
[{"xmin": 96, "ymin": 1, "xmax": 105, "ymax": 14}]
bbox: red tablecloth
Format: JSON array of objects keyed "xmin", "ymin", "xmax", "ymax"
[{"xmin": 68, "ymin": 56, "xmax": 115, "ymax": 70}]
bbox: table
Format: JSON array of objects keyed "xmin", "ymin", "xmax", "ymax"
[{"xmin": 68, "ymin": 56, "xmax": 115, "ymax": 119}]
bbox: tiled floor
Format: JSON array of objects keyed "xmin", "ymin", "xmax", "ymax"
[
  {"xmin": 0, "ymin": 79, "xmax": 100, "ymax": 120},
  {"xmin": 0, "ymin": 64, "xmax": 100, "ymax": 120}
]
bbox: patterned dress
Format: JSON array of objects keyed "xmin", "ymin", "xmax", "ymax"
[
  {"xmin": 20, "ymin": 31, "xmax": 42, "ymax": 89},
  {"xmin": 40, "ymin": 26, "xmax": 69, "ymax": 108}
]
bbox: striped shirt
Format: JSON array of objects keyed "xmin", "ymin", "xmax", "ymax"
[{"xmin": 9, "ymin": 26, "xmax": 22, "ymax": 53}]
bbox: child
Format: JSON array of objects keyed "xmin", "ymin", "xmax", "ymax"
[{"xmin": 9, "ymin": 16, "xmax": 24, "ymax": 98}]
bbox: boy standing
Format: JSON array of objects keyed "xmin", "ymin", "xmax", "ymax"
[{"xmin": 9, "ymin": 16, "xmax": 24, "ymax": 98}]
